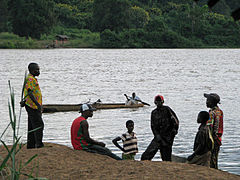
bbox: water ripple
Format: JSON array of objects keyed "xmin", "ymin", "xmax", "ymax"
[{"xmin": 0, "ymin": 49, "xmax": 240, "ymax": 175}]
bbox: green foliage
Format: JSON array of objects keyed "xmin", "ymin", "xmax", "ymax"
[
  {"xmin": 0, "ymin": 32, "xmax": 38, "ymax": 48},
  {"xmin": 99, "ymin": 28, "xmax": 204, "ymax": 48},
  {"xmin": 203, "ymin": 13, "xmax": 240, "ymax": 47},
  {"xmin": 189, "ymin": 5, "xmax": 210, "ymax": 38},
  {"xmin": 195, "ymin": 0, "xmax": 233, "ymax": 15},
  {"xmin": 10, "ymin": 0, "xmax": 55, "ymax": 39},
  {"xmin": 119, "ymin": 29, "xmax": 148, "ymax": 48},
  {"xmin": 0, "ymin": 80, "xmax": 46, "ymax": 179},
  {"xmin": 76, "ymin": 0, "xmax": 94, "ymax": 12},
  {"xmin": 93, "ymin": 0, "xmax": 131, "ymax": 32},
  {"xmin": 54, "ymin": 0, "xmax": 94, "ymax": 12},
  {"xmin": 129, "ymin": 6, "xmax": 150, "ymax": 29},
  {"xmin": 55, "ymin": 3, "xmax": 79, "ymax": 27},
  {"xmin": 164, "ymin": 3, "xmax": 210, "ymax": 39},
  {"xmin": 164, "ymin": 3, "xmax": 191, "ymax": 36},
  {"xmin": 100, "ymin": 29, "xmax": 121, "ymax": 47},
  {"xmin": 75, "ymin": 12, "xmax": 92, "ymax": 29},
  {"xmin": 1, "ymin": 0, "xmax": 240, "ymax": 48},
  {"xmin": 50, "ymin": 26, "xmax": 96, "ymax": 39},
  {"xmin": 144, "ymin": 31, "xmax": 165, "ymax": 47},
  {"xmin": 39, "ymin": 27, "xmax": 100, "ymax": 47},
  {"xmin": 160, "ymin": 30, "xmax": 203, "ymax": 48},
  {"xmin": 61, "ymin": 29, "xmax": 100, "ymax": 47},
  {"xmin": 210, "ymin": 0, "xmax": 231, "ymax": 15},
  {"xmin": 0, "ymin": 0, "xmax": 9, "ymax": 32},
  {"xmin": 147, "ymin": 7, "xmax": 162, "ymax": 18},
  {"xmin": 0, "ymin": 32, "xmax": 20, "ymax": 40},
  {"xmin": 225, "ymin": 0, "xmax": 239, "ymax": 10},
  {"xmin": 145, "ymin": 16, "xmax": 166, "ymax": 32}
]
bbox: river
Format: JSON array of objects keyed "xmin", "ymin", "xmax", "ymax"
[{"xmin": 0, "ymin": 49, "xmax": 239, "ymax": 175}]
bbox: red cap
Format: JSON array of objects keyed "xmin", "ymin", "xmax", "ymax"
[{"xmin": 154, "ymin": 95, "xmax": 164, "ymax": 103}]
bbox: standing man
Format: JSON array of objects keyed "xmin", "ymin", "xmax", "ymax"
[
  {"xmin": 21, "ymin": 63, "xmax": 44, "ymax": 149},
  {"xmin": 71, "ymin": 104, "xmax": 121, "ymax": 160},
  {"xmin": 204, "ymin": 93, "xmax": 223, "ymax": 169},
  {"xmin": 141, "ymin": 95, "xmax": 179, "ymax": 161}
]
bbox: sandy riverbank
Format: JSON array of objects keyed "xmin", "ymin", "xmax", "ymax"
[{"xmin": 0, "ymin": 143, "xmax": 239, "ymax": 180}]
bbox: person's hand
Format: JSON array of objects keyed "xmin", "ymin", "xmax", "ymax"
[
  {"xmin": 174, "ymin": 129, "xmax": 178, "ymax": 135},
  {"xmin": 20, "ymin": 100, "xmax": 26, "ymax": 107},
  {"xmin": 98, "ymin": 142, "xmax": 106, "ymax": 147},
  {"xmin": 171, "ymin": 129, "xmax": 178, "ymax": 137},
  {"xmin": 187, "ymin": 153, "xmax": 195, "ymax": 161},
  {"xmin": 37, "ymin": 105, "xmax": 43, "ymax": 113}
]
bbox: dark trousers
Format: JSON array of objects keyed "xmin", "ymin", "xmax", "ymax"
[
  {"xmin": 85, "ymin": 145, "xmax": 122, "ymax": 160},
  {"xmin": 210, "ymin": 142, "xmax": 220, "ymax": 169},
  {"xmin": 141, "ymin": 139, "xmax": 173, "ymax": 161},
  {"xmin": 25, "ymin": 105, "xmax": 44, "ymax": 148}
]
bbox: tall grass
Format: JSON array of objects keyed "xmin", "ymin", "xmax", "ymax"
[
  {"xmin": 0, "ymin": 32, "xmax": 39, "ymax": 49},
  {"xmin": 0, "ymin": 79, "xmax": 46, "ymax": 179}
]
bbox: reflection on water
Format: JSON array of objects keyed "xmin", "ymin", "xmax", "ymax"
[{"xmin": 0, "ymin": 49, "xmax": 240, "ymax": 175}]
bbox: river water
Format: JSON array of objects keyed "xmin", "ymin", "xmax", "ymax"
[{"xmin": 0, "ymin": 49, "xmax": 239, "ymax": 175}]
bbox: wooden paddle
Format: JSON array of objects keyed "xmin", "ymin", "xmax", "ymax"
[
  {"xmin": 138, "ymin": 100, "xmax": 150, "ymax": 106},
  {"xmin": 124, "ymin": 94, "xmax": 150, "ymax": 106},
  {"xmin": 124, "ymin": 94, "xmax": 130, "ymax": 101}
]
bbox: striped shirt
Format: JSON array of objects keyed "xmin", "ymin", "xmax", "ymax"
[{"xmin": 121, "ymin": 132, "xmax": 138, "ymax": 155}]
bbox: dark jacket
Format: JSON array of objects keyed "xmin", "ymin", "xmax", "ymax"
[
  {"xmin": 193, "ymin": 124, "xmax": 211, "ymax": 155},
  {"xmin": 151, "ymin": 105, "xmax": 179, "ymax": 146}
]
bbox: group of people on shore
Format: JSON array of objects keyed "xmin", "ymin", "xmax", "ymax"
[
  {"xmin": 21, "ymin": 62, "xmax": 223, "ymax": 170},
  {"xmin": 70, "ymin": 92, "xmax": 223, "ymax": 169}
]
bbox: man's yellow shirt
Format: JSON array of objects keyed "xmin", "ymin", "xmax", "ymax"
[{"xmin": 24, "ymin": 74, "xmax": 42, "ymax": 109}]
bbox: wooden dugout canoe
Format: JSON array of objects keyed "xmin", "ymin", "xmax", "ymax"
[{"xmin": 42, "ymin": 103, "xmax": 144, "ymax": 113}]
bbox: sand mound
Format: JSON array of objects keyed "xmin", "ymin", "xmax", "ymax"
[{"xmin": 0, "ymin": 143, "xmax": 239, "ymax": 180}]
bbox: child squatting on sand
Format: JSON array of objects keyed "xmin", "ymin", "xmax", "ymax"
[
  {"xmin": 112, "ymin": 120, "xmax": 138, "ymax": 160},
  {"xmin": 187, "ymin": 111, "xmax": 213, "ymax": 167}
]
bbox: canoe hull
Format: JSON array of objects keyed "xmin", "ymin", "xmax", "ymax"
[{"xmin": 43, "ymin": 103, "xmax": 144, "ymax": 113}]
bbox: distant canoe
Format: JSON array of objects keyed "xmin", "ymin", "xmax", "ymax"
[{"xmin": 43, "ymin": 103, "xmax": 145, "ymax": 113}]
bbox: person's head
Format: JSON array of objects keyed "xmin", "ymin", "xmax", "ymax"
[
  {"xmin": 197, "ymin": 111, "xmax": 209, "ymax": 124},
  {"xmin": 28, "ymin": 63, "xmax": 40, "ymax": 77},
  {"xmin": 79, "ymin": 104, "xmax": 95, "ymax": 118},
  {"xmin": 132, "ymin": 92, "xmax": 136, "ymax": 98},
  {"xmin": 154, "ymin": 94, "xmax": 164, "ymax": 107},
  {"xmin": 204, "ymin": 93, "xmax": 220, "ymax": 108},
  {"xmin": 126, "ymin": 120, "xmax": 134, "ymax": 133}
]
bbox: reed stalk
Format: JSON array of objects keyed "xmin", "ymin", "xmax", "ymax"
[
  {"xmin": 0, "ymin": 78, "xmax": 46, "ymax": 179},
  {"xmin": 17, "ymin": 70, "xmax": 27, "ymax": 137}
]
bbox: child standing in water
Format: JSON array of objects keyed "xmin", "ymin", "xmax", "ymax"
[{"xmin": 112, "ymin": 120, "xmax": 138, "ymax": 160}]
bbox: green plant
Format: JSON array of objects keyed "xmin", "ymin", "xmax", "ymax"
[
  {"xmin": 0, "ymin": 32, "xmax": 20, "ymax": 40},
  {"xmin": 100, "ymin": 29, "xmax": 121, "ymax": 48},
  {"xmin": 0, "ymin": 78, "xmax": 46, "ymax": 179}
]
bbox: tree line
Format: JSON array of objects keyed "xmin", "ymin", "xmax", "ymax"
[{"xmin": 0, "ymin": 0, "xmax": 240, "ymax": 48}]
